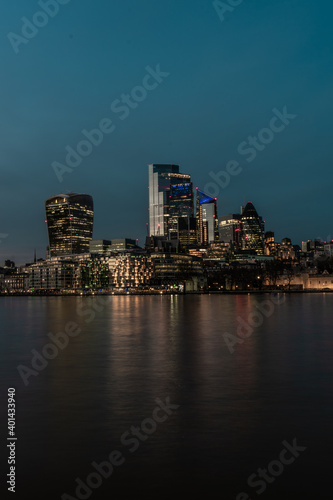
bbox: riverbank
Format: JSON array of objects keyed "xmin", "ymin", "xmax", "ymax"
[{"xmin": 1, "ymin": 289, "xmax": 333, "ymax": 296}]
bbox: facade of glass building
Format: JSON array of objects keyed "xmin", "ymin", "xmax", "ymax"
[
  {"xmin": 151, "ymin": 253, "xmax": 204, "ymax": 285},
  {"xmin": 148, "ymin": 164, "xmax": 191, "ymax": 237},
  {"xmin": 45, "ymin": 193, "xmax": 94, "ymax": 257},
  {"xmin": 219, "ymin": 214, "xmax": 242, "ymax": 248},
  {"xmin": 177, "ymin": 216, "xmax": 197, "ymax": 246},
  {"xmin": 89, "ymin": 240, "xmax": 112, "ymax": 254},
  {"xmin": 241, "ymin": 202, "xmax": 265, "ymax": 254},
  {"xmin": 196, "ymin": 189, "xmax": 219, "ymax": 245},
  {"xmin": 168, "ymin": 182, "xmax": 194, "ymax": 241},
  {"xmin": 110, "ymin": 239, "xmax": 137, "ymax": 252}
]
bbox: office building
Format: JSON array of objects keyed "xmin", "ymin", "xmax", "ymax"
[
  {"xmin": 110, "ymin": 238, "xmax": 138, "ymax": 252},
  {"xmin": 324, "ymin": 242, "xmax": 333, "ymax": 257},
  {"xmin": 241, "ymin": 202, "xmax": 265, "ymax": 254},
  {"xmin": 178, "ymin": 216, "xmax": 197, "ymax": 246},
  {"xmin": 45, "ymin": 193, "xmax": 94, "ymax": 257},
  {"xmin": 89, "ymin": 240, "xmax": 112, "ymax": 254},
  {"xmin": 148, "ymin": 164, "xmax": 191, "ymax": 237},
  {"xmin": 196, "ymin": 189, "xmax": 218, "ymax": 245},
  {"xmin": 219, "ymin": 214, "xmax": 242, "ymax": 248},
  {"xmin": 168, "ymin": 182, "xmax": 195, "ymax": 243}
]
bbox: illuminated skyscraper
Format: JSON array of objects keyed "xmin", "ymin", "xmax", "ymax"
[
  {"xmin": 196, "ymin": 189, "xmax": 218, "ymax": 245},
  {"xmin": 168, "ymin": 182, "xmax": 194, "ymax": 241},
  {"xmin": 45, "ymin": 193, "xmax": 94, "ymax": 257},
  {"xmin": 241, "ymin": 201, "xmax": 265, "ymax": 254},
  {"xmin": 219, "ymin": 214, "xmax": 242, "ymax": 248},
  {"xmin": 148, "ymin": 164, "xmax": 191, "ymax": 236}
]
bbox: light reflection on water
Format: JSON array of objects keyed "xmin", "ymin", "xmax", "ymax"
[{"xmin": 0, "ymin": 294, "xmax": 332, "ymax": 498}]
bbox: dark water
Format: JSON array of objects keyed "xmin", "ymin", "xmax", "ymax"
[{"xmin": 1, "ymin": 294, "xmax": 332, "ymax": 499}]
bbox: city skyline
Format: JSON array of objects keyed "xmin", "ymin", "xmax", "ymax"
[
  {"xmin": 2, "ymin": 4, "xmax": 333, "ymax": 499},
  {"xmin": 1, "ymin": 1, "xmax": 332, "ymax": 264},
  {"xmin": 0, "ymin": 179, "xmax": 332, "ymax": 267}
]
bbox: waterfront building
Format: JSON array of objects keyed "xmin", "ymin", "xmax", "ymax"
[
  {"xmin": 45, "ymin": 193, "xmax": 94, "ymax": 257},
  {"xmin": 2, "ymin": 272, "xmax": 29, "ymax": 293},
  {"xmin": 25, "ymin": 254, "xmax": 108, "ymax": 291},
  {"xmin": 151, "ymin": 252, "xmax": 204, "ymax": 287},
  {"xmin": 108, "ymin": 254, "xmax": 154, "ymax": 289},
  {"xmin": 29, "ymin": 257, "xmax": 78, "ymax": 291}
]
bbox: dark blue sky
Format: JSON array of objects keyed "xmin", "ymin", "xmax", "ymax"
[{"xmin": 1, "ymin": 0, "xmax": 332, "ymax": 265}]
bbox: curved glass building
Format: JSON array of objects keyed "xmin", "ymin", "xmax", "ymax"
[
  {"xmin": 45, "ymin": 193, "xmax": 94, "ymax": 257},
  {"xmin": 241, "ymin": 201, "xmax": 265, "ymax": 254}
]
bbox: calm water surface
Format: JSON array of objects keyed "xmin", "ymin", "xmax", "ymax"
[{"xmin": 0, "ymin": 294, "xmax": 332, "ymax": 499}]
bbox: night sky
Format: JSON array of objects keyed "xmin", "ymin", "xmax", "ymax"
[{"xmin": 1, "ymin": 0, "xmax": 332, "ymax": 265}]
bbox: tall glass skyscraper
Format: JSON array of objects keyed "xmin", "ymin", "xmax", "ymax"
[
  {"xmin": 148, "ymin": 164, "xmax": 191, "ymax": 236},
  {"xmin": 168, "ymin": 182, "xmax": 194, "ymax": 240},
  {"xmin": 45, "ymin": 193, "xmax": 94, "ymax": 257},
  {"xmin": 241, "ymin": 201, "xmax": 265, "ymax": 254},
  {"xmin": 196, "ymin": 189, "xmax": 218, "ymax": 245}
]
